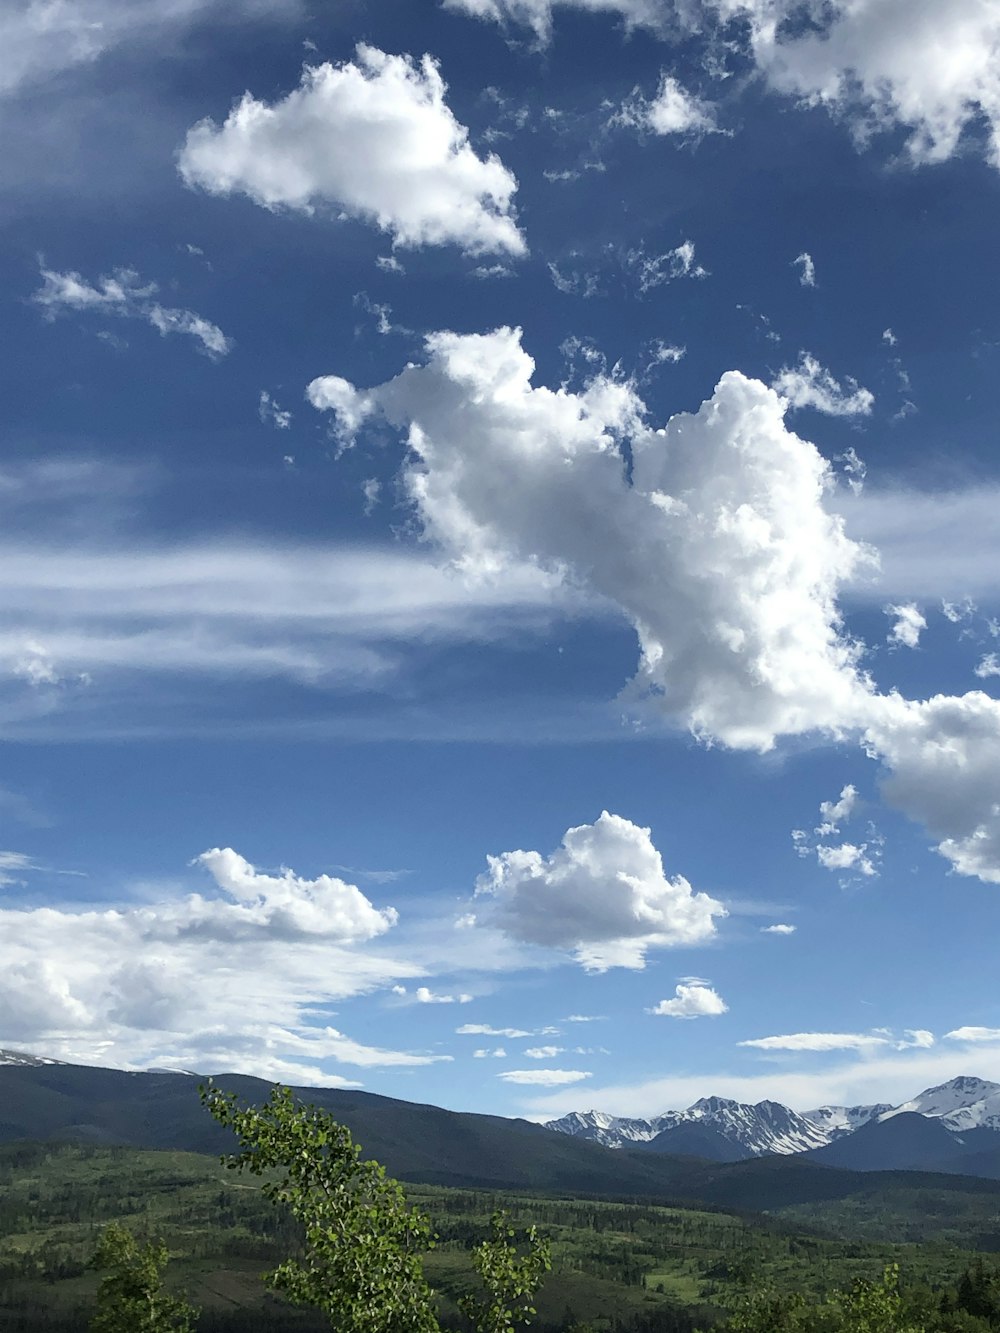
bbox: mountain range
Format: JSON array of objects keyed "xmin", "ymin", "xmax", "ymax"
[
  {"xmin": 545, "ymin": 1076, "xmax": 1000, "ymax": 1174},
  {"xmin": 3, "ymin": 1049, "xmax": 1000, "ymax": 1188}
]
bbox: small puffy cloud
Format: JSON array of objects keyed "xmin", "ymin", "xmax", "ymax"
[
  {"xmin": 883, "ymin": 328, "xmax": 898, "ymax": 346},
  {"xmin": 886, "ymin": 603, "xmax": 926, "ymax": 649},
  {"xmin": 259, "ymin": 391, "xmax": 292, "ymax": 430},
  {"xmin": 33, "ymin": 266, "xmax": 231, "ymax": 358},
  {"xmin": 739, "ymin": 1031, "xmax": 892, "ymax": 1052},
  {"xmin": 772, "ymin": 352, "xmax": 874, "ymax": 417},
  {"xmin": 457, "ymin": 1023, "xmax": 532, "ymax": 1037},
  {"xmin": 498, "ymin": 1068, "xmax": 592, "ymax": 1085},
  {"xmin": 761, "ymin": 923, "xmax": 796, "ymax": 935},
  {"xmin": 648, "ymin": 981, "xmax": 728, "ymax": 1018},
  {"xmin": 474, "ymin": 811, "xmax": 725, "ymax": 971},
  {"xmin": 815, "ymin": 842, "xmax": 878, "ymax": 876},
  {"xmin": 194, "ymin": 848, "xmax": 398, "ymax": 941},
  {"xmin": 565, "ymin": 1013, "xmax": 604, "ymax": 1022},
  {"xmin": 414, "ymin": 986, "xmax": 473, "ymax": 1004},
  {"xmin": 903, "ymin": 1029, "xmax": 935, "ymax": 1049},
  {"xmin": 945, "ymin": 1026, "xmax": 1000, "ymax": 1042},
  {"xmin": 473, "ymin": 1046, "xmax": 507, "ymax": 1057},
  {"xmin": 793, "ymin": 252, "xmax": 816, "ymax": 287},
  {"xmin": 817, "ymin": 783, "xmax": 858, "ymax": 836},
  {"xmin": 975, "ymin": 653, "xmax": 1000, "ymax": 679},
  {"xmin": 178, "ymin": 48, "xmax": 525, "ymax": 256},
  {"xmin": 618, "ymin": 74, "xmax": 718, "ymax": 137},
  {"xmin": 524, "ymin": 1045, "xmax": 563, "ymax": 1058}
]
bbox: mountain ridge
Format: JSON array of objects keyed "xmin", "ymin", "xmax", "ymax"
[{"xmin": 545, "ymin": 1076, "xmax": 1000, "ymax": 1167}]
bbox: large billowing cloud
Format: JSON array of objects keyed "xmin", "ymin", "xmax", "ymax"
[
  {"xmin": 473, "ymin": 811, "xmax": 725, "ymax": 970},
  {"xmin": 0, "ymin": 849, "xmax": 443, "ymax": 1082},
  {"xmin": 309, "ymin": 325, "xmax": 1000, "ymax": 886},
  {"xmin": 448, "ymin": 0, "xmax": 1000, "ymax": 169},
  {"xmin": 178, "ymin": 47, "xmax": 525, "ymax": 255},
  {"xmin": 309, "ymin": 326, "xmax": 874, "ymax": 752}
]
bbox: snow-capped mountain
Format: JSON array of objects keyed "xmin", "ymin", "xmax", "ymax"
[
  {"xmin": 879, "ymin": 1076, "xmax": 1000, "ymax": 1133},
  {"xmin": 801, "ymin": 1103, "xmax": 890, "ymax": 1139},
  {"xmin": 0, "ymin": 1049, "xmax": 66, "ymax": 1068},
  {"xmin": 547, "ymin": 1095, "xmax": 832, "ymax": 1157},
  {"xmin": 545, "ymin": 1077, "xmax": 1000, "ymax": 1161}
]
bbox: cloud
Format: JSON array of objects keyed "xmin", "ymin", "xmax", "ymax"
[
  {"xmin": 259, "ymin": 391, "xmax": 292, "ymax": 430},
  {"xmin": 524, "ymin": 1045, "xmax": 563, "ymax": 1058},
  {"xmin": 474, "ymin": 811, "xmax": 725, "ymax": 970},
  {"xmin": 498, "ymin": 1068, "xmax": 592, "ymax": 1085},
  {"xmin": 648, "ymin": 982, "xmax": 728, "ymax": 1018},
  {"xmin": 792, "ymin": 252, "xmax": 816, "ymax": 286},
  {"xmin": 0, "ymin": 850, "xmax": 447, "ymax": 1079},
  {"xmin": 473, "ymin": 1046, "xmax": 508, "ymax": 1057},
  {"xmin": 817, "ymin": 783, "xmax": 858, "ymax": 835},
  {"xmin": 623, "ymin": 240, "xmax": 707, "ymax": 293},
  {"xmin": 308, "ymin": 326, "xmax": 876, "ymax": 753},
  {"xmin": 618, "ymin": 73, "xmax": 718, "ymax": 137},
  {"xmin": 178, "ymin": 48, "xmax": 525, "ymax": 255},
  {"xmin": 739, "ymin": 1031, "xmax": 894, "ymax": 1052},
  {"xmin": 414, "ymin": 985, "xmax": 473, "ymax": 1003},
  {"xmin": 946, "ymin": 1026, "xmax": 1000, "ymax": 1043},
  {"xmin": 457, "ymin": 1023, "xmax": 533, "ymax": 1037},
  {"xmin": 0, "ymin": 533, "xmax": 579, "ymax": 735},
  {"xmin": 448, "ymin": 1, "xmax": 1000, "ymax": 171},
  {"xmin": 886, "ymin": 602, "xmax": 927, "ymax": 649},
  {"xmin": 772, "ymin": 352, "xmax": 874, "ymax": 417},
  {"xmin": 815, "ymin": 841, "xmax": 878, "ymax": 877},
  {"xmin": 760, "ymin": 923, "xmax": 796, "ymax": 934},
  {"xmin": 975, "ymin": 653, "xmax": 1000, "ymax": 679},
  {"xmin": 308, "ymin": 328, "xmax": 1000, "ymax": 885},
  {"xmin": 865, "ymin": 691, "xmax": 1000, "ymax": 884},
  {"xmin": 837, "ymin": 485, "xmax": 1000, "ymax": 604},
  {"xmin": 193, "ymin": 847, "xmax": 398, "ymax": 940},
  {"xmin": 0, "ymin": 0, "xmax": 299, "ymax": 98},
  {"xmin": 33, "ymin": 266, "xmax": 231, "ymax": 358},
  {"xmin": 734, "ymin": 0, "xmax": 1000, "ymax": 171}
]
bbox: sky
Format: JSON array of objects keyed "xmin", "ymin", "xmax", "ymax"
[{"xmin": 2, "ymin": 0, "xmax": 1000, "ymax": 1124}]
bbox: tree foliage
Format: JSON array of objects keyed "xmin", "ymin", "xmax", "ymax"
[
  {"xmin": 457, "ymin": 1210, "xmax": 552, "ymax": 1333},
  {"xmin": 88, "ymin": 1221, "xmax": 198, "ymax": 1333},
  {"xmin": 200, "ymin": 1080, "xmax": 549, "ymax": 1333}
]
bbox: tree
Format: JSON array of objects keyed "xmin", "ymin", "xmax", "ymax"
[
  {"xmin": 88, "ymin": 1221, "xmax": 198, "ymax": 1333},
  {"xmin": 200, "ymin": 1081, "xmax": 550, "ymax": 1333},
  {"xmin": 836, "ymin": 1265, "xmax": 925, "ymax": 1333},
  {"xmin": 457, "ymin": 1210, "xmax": 551, "ymax": 1333}
]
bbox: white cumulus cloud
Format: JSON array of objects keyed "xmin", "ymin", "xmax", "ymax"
[
  {"xmin": 473, "ymin": 811, "xmax": 725, "ymax": 970},
  {"xmin": 739, "ymin": 1031, "xmax": 893, "ymax": 1052},
  {"xmin": 648, "ymin": 981, "xmax": 728, "ymax": 1017},
  {"xmin": 792, "ymin": 252, "xmax": 816, "ymax": 286},
  {"xmin": 178, "ymin": 47, "xmax": 525, "ymax": 256},
  {"xmin": 761, "ymin": 923, "xmax": 796, "ymax": 934},
  {"xmin": 308, "ymin": 326, "xmax": 876, "ymax": 753},
  {"xmin": 886, "ymin": 602, "xmax": 927, "ymax": 648},
  {"xmin": 946, "ymin": 1026, "xmax": 1000, "ymax": 1042},
  {"xmin": 772, "ymin": 352, "xmax": 874, "ymax": 417}
]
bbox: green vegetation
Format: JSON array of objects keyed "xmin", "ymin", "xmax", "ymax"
[
  {"xmin": 88, "ymin": 1222, "xmax": 198, "ymax": 1333},
  {"xmin": 2, "ymin": 1133, "xmax": 1000, "ymax": 1331}
]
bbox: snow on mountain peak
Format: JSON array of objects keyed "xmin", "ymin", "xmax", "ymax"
[
  {"xmin": 880, "ymin": 1076, "xmax": 1000, "ymax": 1132},
  {"xmin": 0, "ymin": 1049, "xmax": 66, "ymax": 1068}
]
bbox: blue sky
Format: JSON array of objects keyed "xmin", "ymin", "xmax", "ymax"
[{"xmin": 3, "ymin": 0, "xmax": 1000, "ymax": 1121}]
